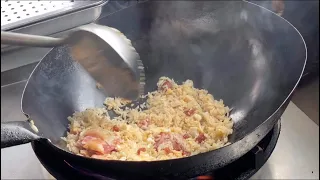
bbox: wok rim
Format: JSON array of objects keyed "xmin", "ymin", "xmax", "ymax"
[{"xmin": 23, "ymin": 0, "xmax": 307, "ymax": 165}]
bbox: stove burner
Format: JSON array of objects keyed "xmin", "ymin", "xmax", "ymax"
[
  {"xmin": 34, "ymin": 120, "xmax": 281, "ymax": 180},
  {"xmin": 196, "ymin": 175, "xmax": 214, "ymax": 180}
]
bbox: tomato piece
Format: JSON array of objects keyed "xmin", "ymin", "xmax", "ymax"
[
  {"xmin": 184, "ymin": 108, "xmax": 196, "ymax": 116},
  {"xmin": 112, "ymin": 125, "xmax": 120, "ymax": 132},
  {"xmin": 172, "ymin": 141, "xmax": 183, "ymax": 151},
  {"xmin": 155, "ymin": 132, "xmax": 171, "ymax": 144},
  {"xmin": 154, "ymin": 132, "xmax": 171, "ymax": 151},
  {"xmin": 196, "ymin": 133, "xmax": 206, "ymax": 143},
  {"xmin": 182, "ymin": 151, "xmax": 191, "ymax": 156},
  {"xmin": 137, "ymin": 148, "xmax": 146, "ymax": 155},
  {"xmin": 183, "ymin": 134, "xmax": 190, "ymax": 139},
  {"xmin": 103, "ymin": 144, "xmax": 116, "ymax": 154},
  {"xmin": 160, "ymin": 80, "xmax": 173, "ymax": 90},
  {"xmin": 163, "ymin": 147, "xmax": 172, "ymax": 154},
  {"xmin": 154, "ymin": 133, "xmax": 189, "ymax": 156}
]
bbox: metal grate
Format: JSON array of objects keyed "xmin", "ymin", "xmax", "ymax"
[
  {"xmin": 1, "ymin": 1, "xmax": 74, "ymax": 26},
  {"xmin": 1, "ymin": 0, "xmax": 106, "ymax": 31}
]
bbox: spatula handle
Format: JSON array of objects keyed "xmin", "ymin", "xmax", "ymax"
[{"xmin": 1, "ymin": 31, "xmax": 65, "ymax": 47}]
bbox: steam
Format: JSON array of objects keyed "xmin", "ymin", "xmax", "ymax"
[
  {"xmin": 145, "ymin": 1, "xmax": 265, "ymax": 89},
  {"xmin": 142, "ymin": 1, "xmax": 293, "ymax": 125}
]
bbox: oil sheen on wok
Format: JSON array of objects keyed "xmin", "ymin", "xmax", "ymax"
[{"xmin": 63, "ymin": 77, "xmax": 233, "ymax": 161}]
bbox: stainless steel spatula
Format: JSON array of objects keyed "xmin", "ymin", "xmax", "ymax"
[{"xmin": 1, "ymin": 24, "xmax": 145, "ymax": 100}]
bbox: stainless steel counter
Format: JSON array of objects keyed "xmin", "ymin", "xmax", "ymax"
[{"xmin": 251, "ymin": 102, "xmax": 319, "ymax": 179}]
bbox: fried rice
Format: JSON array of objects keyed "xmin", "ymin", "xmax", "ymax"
[{"xmin": 63, "ymin": 77, "xmax": 233, "ymax": 161}]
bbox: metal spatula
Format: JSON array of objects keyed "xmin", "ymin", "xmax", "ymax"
[{"xmin": 1, "ymin": 24, "xmax": 145, "ymax": 100}]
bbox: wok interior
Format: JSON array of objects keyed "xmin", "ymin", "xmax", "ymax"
[{"xmin": 22, "ymin": 1, "xmax": 305, "ymax": 149}]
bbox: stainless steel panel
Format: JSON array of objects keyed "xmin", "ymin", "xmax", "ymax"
[
  {"xmin": 251, "ymin": 103, "xmax": 319, "ymax": 179},
  {"xmin": 1, "ymin": 1, "xmax": 107, "ymax": 51},
  {"xmin": 1, "ymin": 47, "xmax": 50, "ymax": 72},
  {"xmin": 0, "ymin": 0, "xmax": 138, "ymax": 71},
  {"xmin": 1, "ymin": 0, "xmax": 106, "ymax": 31}
]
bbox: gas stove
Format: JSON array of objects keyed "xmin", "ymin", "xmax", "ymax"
[{"xmin": 33, "ymin": 121, "xmax": 281, "ymax": 180}]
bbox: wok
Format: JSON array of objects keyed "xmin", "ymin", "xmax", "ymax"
[{"xmin": 1, "ymin": 1, "xmax": 306, "ymax": 179}]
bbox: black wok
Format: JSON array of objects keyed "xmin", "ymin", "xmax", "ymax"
[{"xmin": 1, "ymin": 1, "xmax": 306, "ymax": 179}]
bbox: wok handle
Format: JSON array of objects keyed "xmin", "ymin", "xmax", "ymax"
[
  {"xmin": 1, "ymin": 31, "xmax": 65, "ymax": 47},
  {"xmin": 1, "ymin": 121, "xmax": 40, "ymax": 148}
]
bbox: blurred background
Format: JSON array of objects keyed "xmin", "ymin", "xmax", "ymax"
[{"xmin": 250, "ymin": 0, "xmax": 319, "ymax": 125}]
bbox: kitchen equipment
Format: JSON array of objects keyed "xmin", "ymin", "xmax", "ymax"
[
  {"xmin": 1, "ymin": 0, "xmax": 107, "ymax": 51},
  {"xmin": 0, "ymin": 1, "xmax": 306, "ymax": 179},
  {"xmin": 35, "ymin": 120, "xmax": 281, "ymax": 180},
  {"xmin": 1, "ymin": 23, "xmax": 144, "ymax": 99}
]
